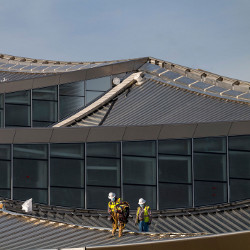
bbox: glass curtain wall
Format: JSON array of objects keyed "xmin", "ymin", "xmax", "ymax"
[
  {"xmin": 122, "ymin": 141, "xmax": 157, "ymax": 209},
  {"xmin": 0, "ymin": 94, "xmax": 3, "ymax": 127},
  {"xmin": 50, "ymin": 143, "xmax": 85, "ymax": 208},
  {"xmin": 193, "ymin": 137, "xmax": 227, "ymax": 206},
  {"xmin": 158, "ymin": 139, "xmax": 192, "ymax": 209},
  {"xmin": 86, "ymin": 142, "xmax": 120, "ymax": 209}
]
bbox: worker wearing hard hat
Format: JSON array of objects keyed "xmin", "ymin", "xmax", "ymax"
[
  {"xmin": 135, "ymin": 198, "xmax": 152, "ymax": 232},
  {"xmin": 108, "ymin": 192, "xmax": 121, "ymax": 214}
]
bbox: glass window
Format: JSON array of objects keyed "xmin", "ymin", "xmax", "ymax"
[
  {"xmin": 87, "ymin": 158, "xmax": 120, "ymax": 187},
  {"xmin": 50, "ymin": 187, "xmax": 84, "ymax": 208},
  {"xmin": 0, "ymin": 145, "xmax": 11, "ymax": 160},
  {"xmin": 0, "ymin": 94, "xmax": 3, "ymax": 109},
  {"xmin": 32, "ymin": 121, "xmax": 54, "ymax": 127},
  {"xmin": 123, "ymin": 156, "xmax": 156, "ymax": 185},
  {"xmin": 86, "ymin": 91, "xmax": 105, "ymax": 104},
  {"xmin": 50, "ymin": 158, "xmax": 84, "ymax": 188},
  {"xmin": 229, "ymin": 136, "xmax": 250, "ymax": 151},
  {"xmin": 159, "ymin": 139, "xmax": 191, "ymax": 155},
  {"xmin": 0, "ymin": 110, "xmax": 3, "ymax": 128},
  {"xmin": 123, "ymin": 185, "xmax": 156, "ymax": 210},
  {"xmin": 86, "ymin": 76, "xmax": 111, "ymax": 91},
  {"xmin": 87, "ymin": 142, "xmax": 120, "ymax": 158},
  {"xmin": 5, "ymin": 90, "xmax": 30, "ymax": 105},
  {"xmin": 32, "ymin": 86, "xmax": 58, "ymax": 101},
  {"xmin": 32, "ymin": 100, "xmax": 57, "ymax": 123},
  {"xmin": 194, "ymin": 153, "xmax": 227, "ymax": 181},
  {"xmin": 5, "ymin": 104, "xmax": 30, "ymax": 127},
  {"xmin": 87, "ymin": 186, "xmax": 120, "ymax": 209},
  {"xmin": 14, "ymin": 144, "xmax": 48, "ymax": 159},
  {"xmin": 230, "ymin": 179, "xmax": 250, "ymax": 201},
  {"xmin": 159, "ymin": 183, "xmax": 192, "ymax": 209},
  {"xmin": 13, "ymin": 159, "xmax": 48, "ymax": 188},
  {"xmin": 194, "ymin": 137, "xmax": 226, "ymax": 153},
  {"xmin": 194, "ymin": 181, "xmax": 227, "ymax": 206},
  {"xmin": 0, "ymin": 161, "xmax": 11, "ymax": 188},
  {"xmin": 0, "ymin": 189, "xmax": 10, "ymax": 199},
  {"xmin": 13, "ymin": 188, "xmax": 47, "ymax": 204},
  {"xmin": 59, "ymin": 81, "xmax": 84, "ymax": 96},
  {"xmin": 123, "ymin": 141, "xmax": 156, "ymax": 157},
  {"xmin": 51, "ymin": 143, "xmax": 84, "ymax": 159},
  {"xmin": 159, "ymin": 155, "xmax": 191, "ymax": 183},
  {"xmin": 229, "ymin": 151, "xmax": 250, "ymax": 179}
]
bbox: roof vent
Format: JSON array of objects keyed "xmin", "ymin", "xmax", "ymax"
[
  {"xmin": 32, "ymin": 59, "xmax": 37, "ymax": 63},
  {"xmin": 20, "ymin": 58, "xmax": 26, "ymax": 62},
  {"xmin": 9, "ymin": 56, "xmax": 15, "ymax": 60},
  {"xmin": 0, "ymin": 54, "xmax": 4, "ymax": 58},
  {"xmin": 54, "ymin": 61, "xmax": 60, "ymax": 65},
  {"xmin": 42, "ymin": 60, "xmax": 49, "ymax": 64}
]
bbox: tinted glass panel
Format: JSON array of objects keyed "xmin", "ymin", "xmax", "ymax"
[
  {"xmin": 13, "ymin": 159, "xmax": 47, "ymax": 188},
  {"xmin": 123, "ymin": 141, "xmax": 156, "ymax": 157},
  {"xmin": 87, "ymin": 158, "xmax": 120, "ymax": 187},
  {"xmin": 194, "ymin": 181, "xmax": 227, "ymax": 206},
  {"xmin": 13, "ymin": 188, "xmax": 47, "ymax": 204},
  {"xmin": 50, "ymin": 158, "xmax": 84, "ymax": 188},
  {"xmin": 0, "ymin": 94, "xmax": 3, "ymax": 109},
  {"xmin": 123, "ymin": 185, "xmax": 156, "ymax": 210},
  {"xmin": 59, "ymin": 81, "xmax": 84, "ymax": 96},
  {"xmin": 0, "ymin": 145, "xmax": 11, "ymax": 160},
  {"xmin": 194, "ymin": 153, "xmax": 227, "ymax": 181},
  {"xmin": 0, "ymin": 189, "xmax": 10, "ymax": 199},
  {"xmin": 230, "ymin": 179, "xmax": 250, "ymax": 201},
  {"xmin": 229, "ymin": 136, "xmax": 250, "ymax": 151},
  {"xmin": 159, "ymin": 155, "xmax": 191, "ymax": 183},
  {"xmin": 5, "ymin": 104, "xmax": 30, "ymax": 127},
  {"xmin": 51, "ymin": 144, "xmax": 84, "ymax": 159},
  {"xmin": 194, "ymin": 137, "xmax": 226, "ymax": 153},
  {"xmin": 5, "ymin": 90, "xmax": 30, "ymax": 105},
  {"xmin": 123, "ymin": 156, "xmax": 156, "ymax": 185},
  {"xmin": 158, "ymin": 139, "xmax": 191, "ymax": 155},
  {"xmin": 32, "ymin": 100, "xmax": 57, "ymax": 123},
  {"xmin": 51, "ymin": 187, "xmax": 84, "ymax": 208},
  {"xmin": 14, "ymin": 144, "xmax": 48, "ymax": 159},
  {"xmin": 0, "ymin": 161, "xmax": 10, "ymax": 188},
  {"xmin": 32, "ymin": 86, "xmax": 58, "ymax": 101},
  {"xmin": 32, "ymin": 121, "xmax": 53, "ymax": 127},
  {"xmin": 159, "ymin": 183, "xmax": 192, "ymax": 209},
  {"xmin": 87, "ymin": 142, "xmax": 120, "ymax": 158},
  {"xmin": 229, "ymin": 151, "xmax": 250, "ymax": 179},
  {"xmin": 87, "ymin": 186, "xmax": 120, "ymax": 209},
  {"xmin": 0, "ymin": 110, "xmax": 3, "ymax": 127},
  {"xmin": 86, "ymin": 76, "xmax": 111, "ymax": 91},
  {"xmin": 86, "ymin": 91, "xmax": 105, "ymax": 104}
]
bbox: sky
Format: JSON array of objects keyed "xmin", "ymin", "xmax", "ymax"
[{"xmin": 0, "ymin": 0, "xmax": 250, "ymax": 81}]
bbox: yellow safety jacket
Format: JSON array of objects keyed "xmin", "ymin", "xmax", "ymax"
[
  {"xmin": 108, "ymin": 198, "xmax": 121, "ymax": 213},
  {"xmin": 137, "ymin": 205, "xmax": 150, "ymax": 223}
]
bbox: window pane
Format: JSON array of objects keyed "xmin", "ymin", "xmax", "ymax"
[
  {"xmin": 230, "ymin": 179, "xmax": 250, "ymax": 201},
  {"xmin": 159, "ymin": 139, "xmax": 191, "ymax": 155},
  {"xmin": 0, "ymin": 189, "xmax": 10, "ymax": 199},
  {"xmin": 0, "ymin": 145, "xmax": 11, "ymax": 160},
  {"xmin": 86, "ymin": 76, "xmax": 111, "ymax": 91},
  {"xmin": 50, "ymin": 158, "xmax": 84, "ymax": 188},
  {"xmin": 13, "ymin": 159, "xmax": 48, "ymax": 188},
  {"xmin": 0, "ymin": 94, "xmax": 3, "ymax": 109},
  {"xmin": 59, "ymin": 96, "xmax": 84, "ymax": 119},
  {"xmin": 50, "ymin": 187, "xmax": 84, "ymax": 208},
  {"xmin": 32, "ymin": 121, "xmax": 53, "ymax": 127},
  {"xmin": 5, "ymin": 104, "xmax": 30, "ymax": 127},
  {"xmin": 33, "ymin": 100, "xmax": 57, "ymax": 122},
  {"xmin": 32, "ymin": 86, "xmax": 58, "ymax": 101},
  {"xmin": 13, "ymin": 188, "xmax": 47, "ymax": 204},
  {"xmin": 123, "ymin": 141, "xmax": 156, "ymax": 157},
  {"xmin": 194, "ymin": 181, "xmax": 227, "ymax": 206},
  {"xmin": 194, "ymin": 153, "xmax": 227, "ymax": 181},
  {"xmin": 0, "ymin": 110, "xmax": 3, "ymax": 127},
  {"xmin": 87, "ymin": 158, "xmax": 120, "ymax": 187},
  {"xmin": 159, "ymin": 183, "xmax": 192, "ymax": 209},
  {"xmin": 123, "ymin": 156, "xmax": 156, "ymax": 185},
  {"xmin": 14, "ymin": 144, "xmax": 48, "ymax": 159},
  {"xmin": 86, "ymin": 91, "xmax": 104, "ymax": 104},
  {"xmin": 0, "ymin": 161, "xmax": 10, "ymax": 188},
  {"xmin": 60, "ymin": 81, "xmax": 84, "ymax": 96},
  {"xmin": 51, "ymin": 143, "xmax": 84, "ymax": 159},
  {"xmin": 87, "ymin": 186, "xmax": 120, "ymax": 209},
  {"xmin": 123, "ymin": 185, "xmax": 156, "ymax": 210},
  {"xmin": 87, "ymin": 142, "xmax": 120, "ymax": 158},
  {"xmin": 229, "ymin": 151, "xmax": 250, "ymax": 179},
  {"xmin": 5, "ymin": 90, "xmax": 30, "ymax": 105},
  {"xmin": 229, "ymin": 136, "xmax": 250, "ymax": 151},
  {"xmin": 159, "ymin": 155, "xmax": 191, "ymax": 183},
  {"xmin": 194, "ymin": 137, "xmax": 226, "ymax": 153}
]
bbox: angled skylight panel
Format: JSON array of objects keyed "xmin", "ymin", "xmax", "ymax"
[
  {"xmin": 31, "ymin": 65, "xmax": 50, "ymax": 72},
  {"xmin": 236, "ymin": 93, "xmax": 250, "ymax": 100},
  {"xmin": 160, "ymin": 71, "xmax": 181, "ymax": 80},
  {"xmin": 205, "ymin": 85, "xmax": 228, "ymax": 94},
  {"xmin": 191, "ymin": 81, "xmax": 212, "ymax": 90},
  {"xmin": 0, "ymin": 63, "xmax": 16, "ymax": 69},
  {"xmin": 20, "ymin": 65, "xmax": 36, "ymax": 71},
  {"xmin": 43, "ymin": 66, "xmax": 61, "ymax": 72},
  {"xmin": 8, "ymin": 64, "xmax": 25, "ymax": 71},
  {"xmin": 221, "ymin": 89, "xmax": 244, "ymax": 97},
  {"xmin": 175, "ymin": 77, "xmax": 196, "ymax": 86},
  {"xmin": 139, "ymin": 63, "xmax": 161, "ymax": 73},
  {"xmin": 64, "ymin": 65, "xmax": 83, "ymax": 71},
  {"xmin": 54, "ymin": 65, "xmax": 72, "ymax": 71}
]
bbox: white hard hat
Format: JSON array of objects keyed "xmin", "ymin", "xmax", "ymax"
[
  {"xmin": 138, "ymin": 198, "xmax": 146, "ymax": 205},
  {"xmin": 108, "ymin": 192, "xmax": 116, "ymax": 199}
]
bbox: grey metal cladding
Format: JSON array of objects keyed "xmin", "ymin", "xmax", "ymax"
[
  {"xmin": 87, "ymin": 126, "xmax": 125, "ymax": 142},
  {"xmin": 112, "ymin": 60, "xmax": 135, "ymax": 75},
  {"xmin": 33, "ymin": 74, "xmax": 60, "ymax": 89},
  {"xmin": 102, "ymin": 79, "xmax": 250, "ymax": 126},
  {"xmin": 50, "ymin": 127, "xmax": 90, "ymax": 143},
  {"xmin": 229, "ymin": 121, "xmax": 250, "ymax": 136},
  {"xmin": 86, "ymin": 65, "xmax": 112, "ymax": 80},
  {"xmin": 59, "ymin": 70, "xmax": 86, "ymax": 85},
  {"xmin": 2, "ymin": 78, "xmax": 34, "ymax": 93},
  {"xmin": 193, "ymin": 122, "xmax": 231, "ymax": 138},
  {"xmin": 0, "ymin": 129, "xmax": 16, "ymax": 143}
]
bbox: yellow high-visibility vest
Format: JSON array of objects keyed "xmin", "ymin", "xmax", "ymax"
[
  {"xmin": 108, "ymin": 198, "xmax": 121, "ymax": 212},
  {"xmin": 137, "ymin": 206, "xmax": 150, "ymax": 223}
]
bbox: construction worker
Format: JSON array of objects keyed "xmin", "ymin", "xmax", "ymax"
[
  {"xmin": 135, "ymin": 198, "xmax": 152, "ymax": 232},
  {"xmin": 108, "ymin": 192, "xmax": 121, "ymax": 236}
]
